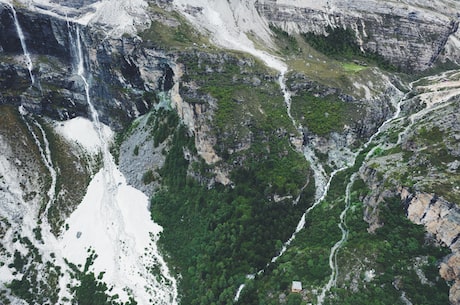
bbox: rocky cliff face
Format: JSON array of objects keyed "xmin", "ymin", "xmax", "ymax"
[
  {"xmin": 0, "ymin": 3, "xmax": 176, "ymax": 131},
  {"xmin": 256, "ymin": 0, "xmax": 460, "ymax": 70},
  {"xmin": 401, "ymin": 189, "xmax": 460, "ymax": 304},
  {"xmin": 357, "ymin": 69, "xmax": 460, "ymax": 304}
]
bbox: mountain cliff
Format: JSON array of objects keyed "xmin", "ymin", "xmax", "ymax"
[{"xmin": 0, "ymin": 0, "xmax": 459, "ymax": 304}]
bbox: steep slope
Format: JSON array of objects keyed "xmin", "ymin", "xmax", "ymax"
[
  {"xmin": 257, "ymin": 0, "xmax": 460, "ymax": 70},
  {"xmin": 0, "ymin": 0, "xmax": 459, "ymax": 305}
]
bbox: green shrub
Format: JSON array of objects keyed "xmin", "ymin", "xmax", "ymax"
[
  {"xmin": 142, "ymin": 169, "xmax": 155, "ymax": 185},
  {"xmin": 303, "ymin": 26, "xmax": 398, "ymax": 71}
]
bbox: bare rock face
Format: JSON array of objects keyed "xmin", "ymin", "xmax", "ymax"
[
  {"xmin": 401, "ymin": 189, "xmax": 460, "ymax": 251},
  {"xmin": 256, "ymin": 0, "xmax": 460, "ymax": 71},
  {"xmin": 401, "ymin": 188, "xmax": 460, "ymax": 305},
  {"xmin": 440, "ymin": 253, "xmax": 460, "ymax": 304}
]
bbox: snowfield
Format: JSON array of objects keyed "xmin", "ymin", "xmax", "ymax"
[
  {"xmin": 8, "ymin": 0, "xmax": 150, "ymax": 37},
  {"xmin": 53, "ymin": 114, "xmax": 178, "ymax": 304},
  {"xmin": 54, "ymin": 117, "xmax": 113, "ymax": 154}
]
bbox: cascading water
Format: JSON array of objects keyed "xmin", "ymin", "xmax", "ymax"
[
  {"xmin": 19, "ymin": 108, "xmax": 57, "ymax": 215},
  {"xmin": 316, "ymin": 86, "xmax": 406, "ymax": 304},
  {"xmin": 171, "ymin": 1, "xmax": 359, "ymax": 301},
  {"xmin": 59, "ymin": 24, "xmax": 178, "ymax": 304},
  {"xmin": 6, "ymin": 3, "xmax": 35, "ymax": 85},
  {"xmin": 285, "ymin": 69, "xmax": 460, "ymax": 304}
]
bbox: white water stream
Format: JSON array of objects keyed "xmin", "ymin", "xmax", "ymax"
[
  {"xmin": 316, "ymin": 80, "xmax": 414, "ymax": 303},
  {"xmin": 6, "ymin": 2, "xmax": 35, "ymax": 85},
  {"xmin": 57, "ymin": 25, "xmax": 179, "ymax": 304},
  {"xmin": 18, "ymin": 108, "xmax": 57, "ymax": 216},
  {"xmin": 171, "ymin": 1, "xmax": 378, "ymax": 301},
  {"xmin": 316, "ymin": 69, "xmax": 460, "ymax": 303}
]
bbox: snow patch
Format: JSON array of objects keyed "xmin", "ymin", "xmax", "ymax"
[
  {"xmin": 59, "ymin": 166, "xmax": 172, "ymax": 303},
  {"xmin": 12, "ymin": 0, "xmax": 150, "ymax": 37},
  {"xmin": 54, "ymin": 117, "xmax": 113, "ymax": 154}
]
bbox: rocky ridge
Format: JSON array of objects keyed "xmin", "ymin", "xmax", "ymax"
[
  {"xmin": 257, "ymin": 0, "xmax": 460, "ymax": 70},
  {"xmin": 0, "ymin": 3, "xmax": 175, "ymax": 131}
]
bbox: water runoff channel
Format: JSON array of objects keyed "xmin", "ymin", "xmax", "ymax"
[
  {"xmin": 180, "ymin": 13, "xmax": 408, "ymax": 305},
  {"xmin": 168, "ymin": 1, "xmax": 410, "ymax": 302},
  {"xmin": 3, "ymin": 3, "xmax": 179, "ymax": 302}
]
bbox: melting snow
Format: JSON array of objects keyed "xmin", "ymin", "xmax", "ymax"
[
  {"xmin": 59, "ymin": 166, "xmax": 170, "ymax": 303},
  {"xmin": 54, "ymin": 117, "xmax": 113, "ymax": 154},
  {"xmin": 53, "ymin": 115, "xmax": 177, "ymax": 304},
  {"xmin": 12, "ymin": 0, "xmax": 149, "ymax": 37}
]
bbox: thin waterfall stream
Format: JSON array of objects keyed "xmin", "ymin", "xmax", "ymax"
[
  {"xmin": 6, "ymin": 2, "xmax": 35, "ymax": 85},
  {"xmin": 316, "ymin": 85, "xmax": 407, "ymax": 304},
  {"xmin": 18, "ymin": 108, "xmax": 57, "ymax": 216},
  {"xmin": 59, "ymin": 24, "xmax": 179, "ymax": 304}
]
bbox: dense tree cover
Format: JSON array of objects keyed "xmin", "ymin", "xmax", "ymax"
[
  {"xmin": 290, "ymin": 92, "xmax": 349, "ymax": 135},
  {"xmin": 236, "ymin": 171, "xmax": 350, "ymax": 305},
  {"xmin": 236, "ymin": 150, "xmax": 449, "ymax": 305},
  {"xmin": 150, "ymin": 105, "xmax": 312, "ymax": 304},
  {"xmin": 269, "ymin": 25, "xmax": 300, "ymax": 55},
  {"xmin": 326, "ymin": 196, "xmax": 450, "ymax": 305}
]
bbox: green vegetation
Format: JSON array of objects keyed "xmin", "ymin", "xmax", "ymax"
[
  {"xmin": 303, "ymin": 26, "xmax": 397, "ymax": 71},
  {"xmin": 330, "ymin": 195, "xmax": 450, "ymax": 305},
  {"xmin": 67, "ymin": 251, "xmax": 137, "ymax": 305},
  {"xmin": 39, "ymin": 119, "xmax": 92, "ymax": 234},
  {"xmin": 236, "ymin": 144, "xmax": 449, "ymax": 304},
  {"xmin": 341, "ymin": 62, "xmax": 367, "ymax": 73},
  {"xmin": 151, "ymin": 132, "xmax": 313, "ymax": 304},
  {"xmin": 291, "ymin": 91, "xmax": 356, "ymax": 135},
  {"xmin": 148, "ymin": 107, "xmax": 180, "ymax": 147},
  {"xmin": 179, "ymin": 52, "xmax": 295, "ymax": 152},
  {"xmin": 270, "ymin": 25, "xmax": 300, "ymax": 56},
  {"xmin": 238, "ymin": 170, "xmax": 351, "ymax": 304},
  {"xmin": 142, "ymin": 169, "xmax": 155, "ymax": 184},
  {"xmin": 139, "ymin": 5, "xmax": 209, "ymax": 50},
  {"xmin": 148, "ymin": 52, "xmax": 312, "ymax": 305},
  {"xmin": 0, "ymin": 106, "xmax": 90, "ymax": 235},
  {"xmin": 6, "ymin": 236, "xmax": 61, "ymax": 305}
]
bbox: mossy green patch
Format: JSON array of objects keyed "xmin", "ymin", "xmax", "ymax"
[
  {"xmin": 342, "ymin": 62, "xmax": 367, "ymax": 73},
  {"xmin": 291, "ymin": 92, "xmax": 355, "ymax": 135}
]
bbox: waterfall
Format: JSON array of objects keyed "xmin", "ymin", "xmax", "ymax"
[
  {"xmin": 316, "ymin": 86, "xmax": 406, "ymax": 304},
  {"xmin": 59, "ymin": 24, "xmax": 178, "ymax": 305},
  {"xmin": 6, "ymin": 3, "xmax": 35, "ymax": 85},
  {"xmin": 19, "ymin": 106, "xmax": 57, "ymax": 216}
]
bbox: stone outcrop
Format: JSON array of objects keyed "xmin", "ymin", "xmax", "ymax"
[
  {"xmin": 256, "ymin": 0, "xmax": 460, "ymax": 71},
  {"xmin": 401, "ymin": 188, "xmax": 460, "ymax": 305},
  {"xmin": 401, "ymin": 189, "xmax": 460, "ymax": 251},
  {"xmin": 440, "ymin": 253, "xmax": 460, "ymax": 305},
  {"xmin": 289, "ymin": 71, "xmax": 402, "ymax": 171}
]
